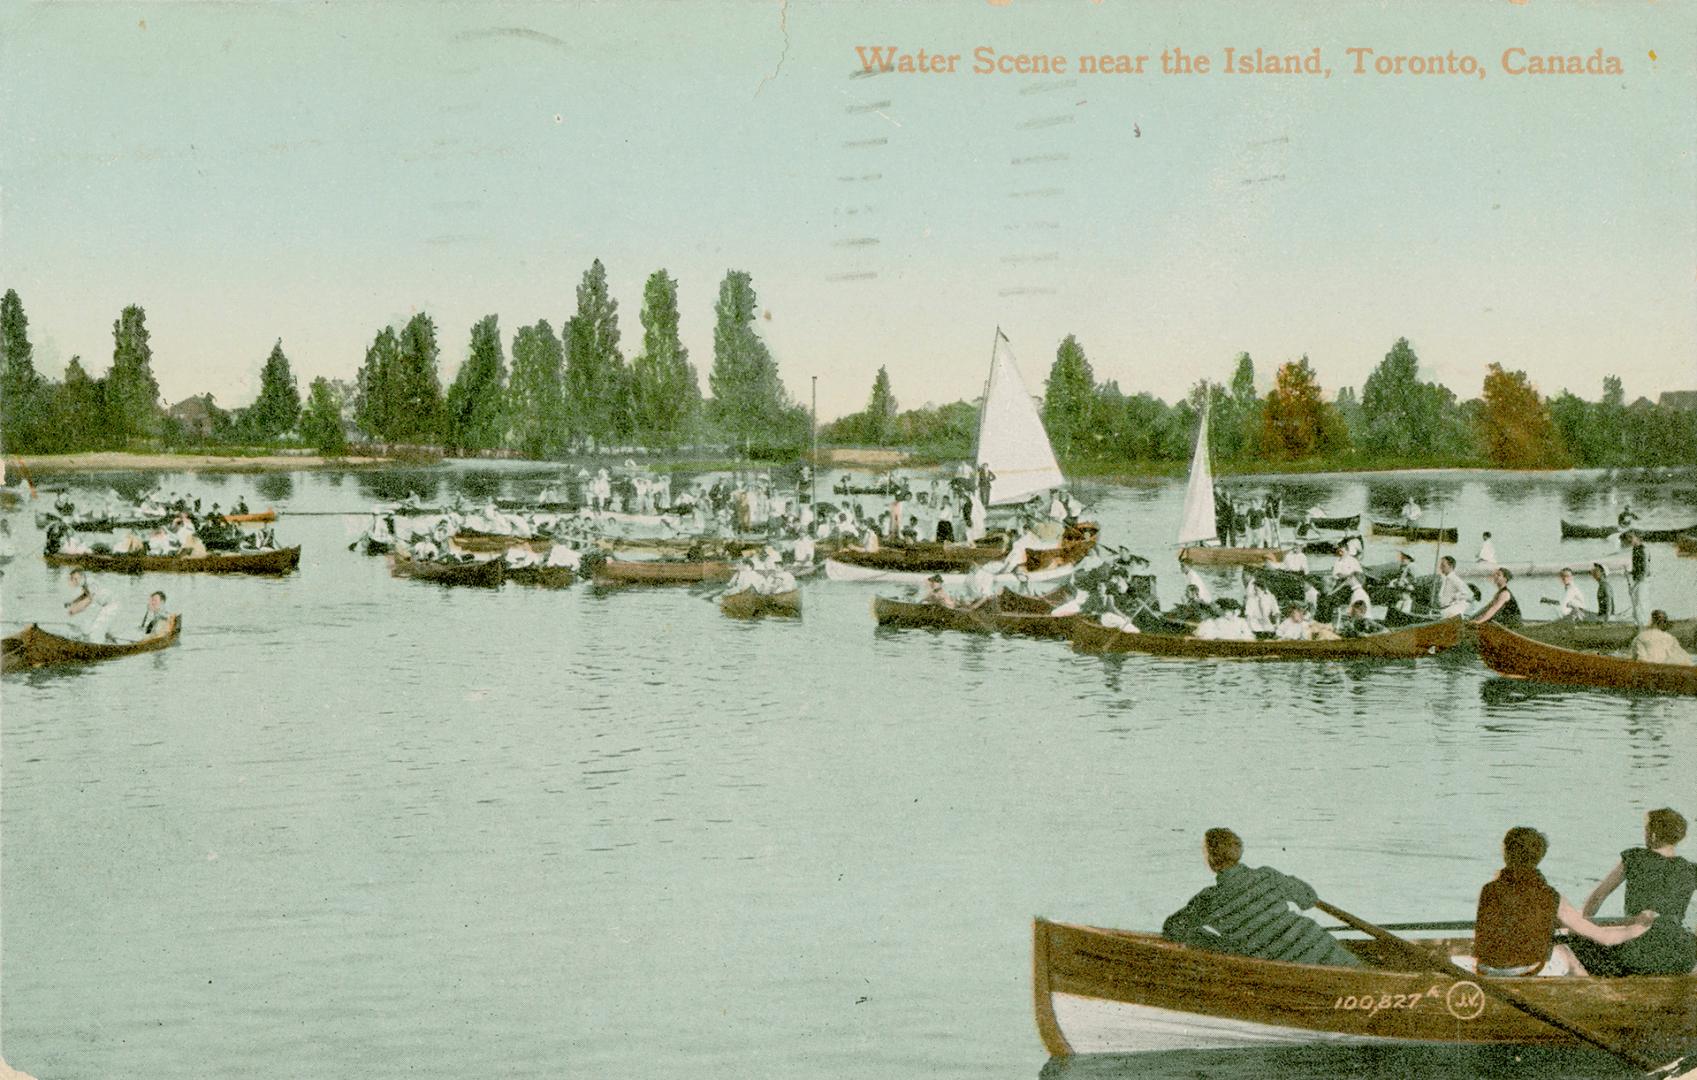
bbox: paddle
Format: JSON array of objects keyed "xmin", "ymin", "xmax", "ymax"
[{"xmin": 1315, "ymin": 900, "xmax": 1684, "ymax": 1077}]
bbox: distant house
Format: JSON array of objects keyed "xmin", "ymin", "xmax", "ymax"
[
  {"xmin": 167, "ymin": 394, "xmax": 223, "ymax": 438},
  {"xmin": 1658, "ymin": 390, "xmax": 1697, "ymax": 411}
]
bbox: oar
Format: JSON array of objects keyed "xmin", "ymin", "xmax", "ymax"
[{"xmin": 1315, "ymin": 900, "xmax": 1683, "ymax": 1077}]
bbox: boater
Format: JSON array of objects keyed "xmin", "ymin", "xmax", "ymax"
[
  {"xmin": 1471, "ymin": 826, "xmax": 1655, "ymax": 977},
  {"xmin": 1163, "ymin": 828, "xmax": 1362, "ymax": 967},
  {"xmin": 1471, "ymin": 567, "xmax": 1523, "ymax": 628},
  {"xmin": 1571, "ymin": 808, "xmax": 1697, "ymax": 976}
]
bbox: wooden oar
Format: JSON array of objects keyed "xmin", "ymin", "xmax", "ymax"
[
  {"xmin": 1321, "ymin": 916, "xmax": 1632, "ymax": 934},
  {"xmin": 1316, "ymin": 900, "xmax": 1684, "ymax": 1077}
]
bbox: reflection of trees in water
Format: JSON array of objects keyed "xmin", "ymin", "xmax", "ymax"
[
  {"xmin": 449, "ymin": 470, "xmax": 504, "ymax": 501},
  {"xmin": 198, "ymin": 472, "xmax": 230, "ymax": 488},
  {"xmin": 1481, "ymin": 479, "xmax": 1537, "ymax": 507},
  {"xmin": 355, "ymin": 470, "xmax": 443, "ymax": 504},
  {"xmin": 254, "ymin": 473, "xmax": 294, "ymax": 502},
  {"xmin": 1266, "ymin": 480, "xmax": 1336, "ymax": 512},
  {"xmin": 1562, "ymin": 482, "xmax": 1607, "ymax": 514},
  {"xmin": 1363, "ymin": 480, "xmax": 1457, "ymax": 514}
]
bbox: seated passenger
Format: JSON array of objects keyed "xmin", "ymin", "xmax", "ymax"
[
  {"xmin": 1467, "ymin": 826, "xmax": 1655, "ymax": 977},
  {"xmin": 921, "ymin": 573, "xmax": 956, "ymax": 609},
  {"xmin": 1163, "ymin": 828, "xmax": 1362, "ymax": 967},
  {"xmin": 1629, "ymin": 611, "xmax": 1694, "ymax": 666},
  {"xmin": 1195, "ymin": 599, "xmax": 1255, "ymax": 641},
  {"xmin": 1336, "ymin": 600, "xmax": 1386, "ymax": 638},
  {"xmin": 1274, "ymin": 604, "xmax": 1311, "ymax": 641},
  {"xmin": 1571, "ymin": 809, "xmax": 1697, "ymax": 976}
]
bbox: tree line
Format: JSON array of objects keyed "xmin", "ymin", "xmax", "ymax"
[
  {"xmin": 0, "ymin": 263, "xmax": 808, "ymax": 459},
  {"xmin": 823, "ymin": 335, "xmax": 1697, "ymax": 470}
]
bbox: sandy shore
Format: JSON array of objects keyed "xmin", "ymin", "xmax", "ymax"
[{"xmin": 14, "ymin": 452, "xmax": 392, "ymax": 474}]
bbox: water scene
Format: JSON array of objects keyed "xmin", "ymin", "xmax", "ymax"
[{"xmin": 4, "ymin": 1, "xmax": 1695, "ymax": 1078}]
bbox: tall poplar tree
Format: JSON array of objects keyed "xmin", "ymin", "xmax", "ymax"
[
  {"xmin": 391, "ymin": 313, "xmax": 444, "ymax": 444},
  {"xmin": 247, "ymin": 338, "xmax": 301, "ymax": 439},
  {"xmin": 507, "ymin": 320, "xmax": 567, "ymax": 459},
  {"xmin": 1042, "ymin": 334, "xmax": 1095, "ymax": 459},
  {"xmin": 630, "ymin": 269, "xmax": 699, "ymax": 448},
  {"xmin": 444, "ymin": 314, "xmax": 508, "ymax": 453},
  {"xmin": 865, "ymin": 365, "xmax": 897, "ymax": 444},
  {"xmin": 354, "ymin": 327, "xmax": 401, "ymax": 441},
  {"xmin": 107, "ymin": 304, "xmax": 162, "ymax": 441},
  {"xmin": 707, "ymin": 270, "xmax": 790, "ymax": 446},
  {"xmin": 0, "ymin": 288, "xmax": 44, "ymax": 451},
  {"xmin": 299, "ymin": 377, "xmax": 347, "ymax": 454},
  {"xmin": 564, "ymin": 258, "xmax": 630, "ymax": 446}
]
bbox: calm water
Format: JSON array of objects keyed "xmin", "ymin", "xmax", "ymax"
[{"xmin": 3, "ymin": 466, "xmax": 1695, "ymax": 1080}]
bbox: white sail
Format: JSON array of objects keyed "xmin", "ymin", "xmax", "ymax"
[
  {"xmin": 1177, "ymin": 403, "xmax": 1217, "ymax": 545},
  {"xmin": 974, "ymin": 331, "xmax": 1066, "ymax": 505}
]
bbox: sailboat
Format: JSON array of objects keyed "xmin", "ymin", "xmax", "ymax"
[
  {"xmin": 1176, "ymin": 399, "xmax": 1283, "ymax": 566},
  {"xmin": 823, "ymin": 330, "xmax": 1097, "ymax": 584}
]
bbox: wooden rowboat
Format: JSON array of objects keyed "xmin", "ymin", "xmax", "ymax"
[
  {"xmin": 387, "ymin": 553, "xmax": 504, "ymax": 587},
  {"xmin": 1475, "ymin": 622, "xmax": 1697, "ymax": 694},
  {"xmin": 452, "ymin": 531, "xmax": 550, "ymax": 553},
  {"xmin": 1370, "ymin": 521, "xmax": 1460, "ymax": 543},
  {"xmin": 872, "ymin": 596, "xmax": 1084, "ymax": 639},
  {"xmin": 45, "ymin": 547, "xmax": 301, "ymax": 576},
  {"xmin": 1177, "ymin": 546, "xmax": 1283, "ymax": 567},
  {"xmin": 829, "ymin": 536, "xmax": 1010, "ymax": 573},
  {"xmin": 1388, "ymin": 609, "xmax": 1697, "ymax": 652},
  {"xmin": 3, "ymin": 615, "xmax": 182, "ymax": 673},
  {"xmin": 1069, "ymin": 616, "xmax": 1462, "ymax": 659},
  {"xmin": 1281, "ymin": 512, "xmax": 1360, "ymax": 531},
  {"xmin": 720, "ymin": 588, "xmax": 801, "ymax": 619},
  {"xmin": 1032, "ymin": 918, "xmax": 1696, "ymax": 1057},
  {"xmin": 504, "ymin": 565, "xmax": 575, "ymax": 589},
  {"xmin": 222, "ymin": 508, "xmax": 277, "ymax": 523},
  {"xmin": 594, "ymin": 536, "xmax": 767, "ymax": 557},
  {"xmin": 593, "ymin": 558, "xmax": 733, "ymax": 585},
  {"xmin": 1562, "ymin": 519, "xmax": 1697, "ymax": 542}
]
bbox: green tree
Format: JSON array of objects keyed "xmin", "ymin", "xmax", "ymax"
[
  {"xmin": 1042, "ymin": 334, "xmax": 1095, "ymax": 459},
  {"xmin": 1478, "ymin": 362, "xmax": 1566, "ymax": 468},
  {"xmin": 707, "ymin": 270, "xmax": 792, "ymax": 448},
  {"xmin": 444, "ymin": 314, "xmax": 508, "ymax": 453},
  {"xmin": 107, "ymin": 304, "xmax": 162, "ymax": 441},
  {"xmin": 391, "ymin": 313, "xmax": 444, "ymax": 444},
  {"xmin": 299, "ymin": 376, "xmax": 347, "ymax": 455},
  {"xmin": 354, "ymin": 327, "xmax": 401, "ymax": 440},
  {"xmin": 0, "ymin": 288, "xmax": 45, "ymax": 452},
  {"xmin": 246, "ymin": 338, "xmax": 301, "ymax": 440},
  {"xmin": 1359, "ymin": 337, "xmax": 1455, "ymax": 459},
  {"xmin": 49, "ymin": 356, "xmax": 116, "ymax": 451},
  {"xmin": 507, "ymin": 320, "xmax": 567, "ymax": 459},
  {"xmin": 1260, "ymin": 356, "xmax": 1346, "ymax": 459},
  {"xmin": 564, "ymin": 258, "xmax": 630, "ymax": 446},
  {"xmin": 630, "ymin": 269, "xmax": 699, "ymax": 448},
  {"xmin": 866, "ymin": 365, "xmax": 897, "ymax": 444}
]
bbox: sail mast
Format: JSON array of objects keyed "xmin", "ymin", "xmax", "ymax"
[
  {"xmin": 1177, "ymin": 396, "xmax": 1218, "ymax": 545},
  {"xmin": 975, "ymin": 330, "xmax": 1066, "ymax": 505}
]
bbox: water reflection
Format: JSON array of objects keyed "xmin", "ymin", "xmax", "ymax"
[
  {"xmin": 353, "ymin": 469, "xmax": 443, "ymax": 503},
  {"xmin": 1038, "ymin": 1043, "xmax": 1635, "ymax": 1080},
  {"xmin": 253, "ymin": 472, "xmax": 295, "ymax": 502}
]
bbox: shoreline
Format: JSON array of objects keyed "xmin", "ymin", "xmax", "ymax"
[{"xmin": 13, "ymin": 452, "xmax": 393, "ymax": 475}]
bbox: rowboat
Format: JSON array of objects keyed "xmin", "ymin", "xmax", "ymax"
[
  {"xmin": 829, "ymin": 536, "xmax": 1011, "ymax": 573},
  {"xmin": 387, "ymin": 553, "xmax": 504, "ymax": 587},
  {"xmin": 1069, "ymin": 617, "xmax": 1462, "ymax": 659},
  {"xmin": 593, "ymin": 535, "xmax": 768, "ymax": 557},
  {"xmin": 45, "ymin": 547, "xmax": 301, "ymax": 576},
  {"xmin": 720, "ymin": 587, "xmax": 801, "ymax": 618},
  {"xmin": 824, "ymin": 550, "xmax": 1089, "ymax": 587},
  {"xmin": 1031, "ymin": 918, "xmax": 1696, "ymax": 1057},
  {"xmin": 223, "ymin": 508, "xmax": 277, "ymax": 524},
  {"xmin": 452, "ymin": 531, "xmax": 550, "ymax": 553},
  {"xmin": 1561, "ymin": 519, "xmax": 1697, "ymax": 542},
  {"xmin": 1178, "ymin": 545, "xmax": 1284, "ymax": 567},
  {"xmin": 1387, "ymin": 608, "xmax": 1697, "ymax": 652},
  {"xmin": 1370, "ymin": 521, "xmax": 1459, "ymax": 543},
  {"xmin": 1281, "ymin": 512, "xmax": 1360, "ymax": 531},
  {"xmin": 871, "ymin": 595, "xmax": 1084, "ymax": 638},
  {"xmin": 504, "ymin": 565, "xmax": 576, "ymax": 589},
  {"xmin": 1475, "ymin": 622, "xmax": 1697, "ymax": 694},
  {"xmin": 594, "ymin": 558, "xmax": 733, "ymax": 585},
  {"xmin": 3, "ymin": 615, "xmax": 182, "ymax": 673},
  {"xmin": 1478, "ymin": 554, "xmax": 1630, "ymax": 578}
]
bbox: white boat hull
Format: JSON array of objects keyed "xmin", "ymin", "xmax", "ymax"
[
  {"xmin": 1049, "ymin": 992, "xmax": 1432, "ymax": 1054},
  {"xmin": 1478, "ymin": 554, "xmax": 1630, "ymax": 578},
  {"xmin": 823, "ymin": 555, "xmax": 1094, "ymax": 587}
]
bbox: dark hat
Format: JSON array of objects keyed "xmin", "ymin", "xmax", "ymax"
[
  {"xmin": 1397, "ymin": 550, "xmax": 1413, "ymax": 562},
  {"xmin": 927, "ymin": 573, "xmax": 944, "ymax": 583}
]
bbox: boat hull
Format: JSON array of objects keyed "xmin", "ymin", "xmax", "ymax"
[
  {"xmin": 388, "ymin": 554, "xmax": 504, "ymax": 587},
  {"xmin": 594, "ymin": 558, "xmax": 733, "ymax": 585},
  {"xmin": 1562, "ymin": 519, "xmax": 1697, "ymax": 542},
  {"xmin": 3, "ymin": 615, "xmax": 182, "ymax": 672},
  {"xmin": 825, "ymin": 554, "xmax": 1089, "ymax": 587},
  {"xmin": 1281, "ymin": 513, "xmax": 1360, "ymax": 531},
  {"xmin": 504, "ymin": 565, "xmax": 576, "ymax": 588},
  {"xmin": 720, "ymin": 588, "xmax": 801, "ymax": 618},
  {"xmin": 1178, "ymin": 546, "xmax": 1282, "ymax": 567},
  {"xmin": 1475, "ymin": 622, "xmax": 1697, "ymax": 694},
  {"xmin": 1069, "ymin": 617, "xmax": 1462, "ymax": 659},
  {"xmin": 1370, "ymin": 521, "xmax": 1459, "ymax": 543},
  {"xmin": 45, "ymin": 547, "xmax": 301, "ymax": 576},
  {"xmin": 1033, "ymin": 920, "xmax": 1696, "ymax": 1057},
  {"xmin": 1479, "ymin": 555, "xmax": 1630, "ymax": 578}
]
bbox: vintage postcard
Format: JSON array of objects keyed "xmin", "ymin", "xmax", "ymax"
[{"xmin": 2, "ymin": 1, "xmax": 1694, "ymax": 1078}]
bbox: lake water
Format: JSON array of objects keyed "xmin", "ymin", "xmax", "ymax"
[{"xmin": 3, "ymin": 466, "xmax": 1695, "ymax": 1080}]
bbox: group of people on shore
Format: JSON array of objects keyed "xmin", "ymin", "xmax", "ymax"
[{"xmin": 1165, "ymin": 812, "xmax": 1696, "ymax": 978}]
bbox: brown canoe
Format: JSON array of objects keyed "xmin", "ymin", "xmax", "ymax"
[
  {"xmin": 504, "ymin": 565, "xmax": 576, "ymax": 589},
  {"xmin": 453, "ymin": 531, "xmax": 551, "ymax": 553},
  {"xmin": 1370, "ymin": 521, "xmax": 1460, "ymax": 543},
  {"xmin": 3, "ymin": 615, "xmax": 182, "ymax": 673},
  {"xmin": 720, "ymin": 588, "xmax": 801, "ymax": 619},
  {"xmin": 871, "ymin": 597, "xmax": 1084, "ymax": 639},
  {"xmin": 1033, "ymin": 918, "xmax": 1696, "ymax": 1057},
  {"xmin": 829, "ymin": 537, "xmax": 1011, "ymax": 573},
  {"xmin": 222, "ymin": 508, "xmax": 278, "ymax": 523},
  {"xmin": 45, "ymin": 547, "xmax": 302, "ymax": 576},
  {"xmin": 1475, "ymin": 622, "xmax": 1697, "ymax": 694},
  {"xmin": 594, "ymin": 558, "xmax": 734, "ymax": 585},
  {"xmin": 1069, "ymin": 616, "xmax": 1463, "ymax": 659},
  {"xmin": 388, "ymin": 553, "xmax": 504, "ymax": 587},
  {"xmin": 595, "ymin": 536, "xmax": 768, "ymax": 557},
  {"xmin": 1178, "ymin": 546, "xmax": 1283, "ymax": 567}
]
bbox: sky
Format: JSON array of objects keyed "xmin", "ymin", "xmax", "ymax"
[{"xmin": 2, "ymin": 0, "xmax": 1693, "ymax": 422}]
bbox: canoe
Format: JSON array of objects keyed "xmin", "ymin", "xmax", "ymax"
[
  {"xmin": 453, "ymin": 531, "xmax": 551, "ymax": 553},
  {"xmin": 993, "ymin": 586, "xmax": 1075, "ymax": 614},
  {"xmin": 1475, "ymin": 622, "xmax": 1697, "ymax": 694},
  {"xmin": 387, "ymin": 553, "xmax": 504, "ymax": 587},
  {"xmin": 1178, "ymin": 546, "xmax": 1283, "ymax": 567},
  {"xmin": 504, "ymin": 565, "xmax": 576, "ymax": 589},
  {"xmin": 1370, "ymin": 521, "xmax": 1459, "ymax": 543},
  {"xmin": 595, "ymin": 535, "xmax": 770, "ymax": 558},
  {"xmin": 720, "ymin": 588, "xmax": 801, "ymax": 619},
  {"xmin": 1280, "ymin": 512, "xmax": 1360, "ymax": 531},
  {"xmin": 1069, "ymin": 616, "xmax": 1463, "ymax": 660},
  {"xmin": 1031, "ymin": 918, "xmax": 1697, "ymax": 1057},
  {"xmin": 1561, "ymin": 519, "xmax": 1697, "ymax": 542},
  {"xmin": 223, "ymin": 508, "xmax": 277, "ymax": 524},
  {"xmin": 1478, "ymin": 554, "xmax": 1630, "ymax": 578},
  {"xmin": 45, "ymin": 547, "xmax": 302, "ymax": 576},
  {"xmin": 829, "ymin": 537, "xmax": 1011, "ymax": 573},
  {"xmin": 3, "ymin": 615, "xmax": 182, "ymax": 673},
  {"xmin": 594, "ymin": 558, "xmax": 734, "ymax": 585},
  {"xmin": 1387, "ymin": 608, "xmax": 1697, "ymax": 652},
  {"xmin": 824, "ymin": 551, "xmax": 1090, "ymax": 587},
  {"xmin": 871, "ymin": 597, "xmax": 1083, "ymax": 639}
]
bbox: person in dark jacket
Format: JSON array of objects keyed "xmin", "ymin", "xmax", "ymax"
[
  {"xmin": 1162, "ymin": 828, "xmax": 1362, "ymax": 967},
  {"xmin": 1572, "ymin": 809, "xmax": 1697, "ymax": 975}
]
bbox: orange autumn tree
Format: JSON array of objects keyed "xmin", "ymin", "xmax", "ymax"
[
  {"xmin": 1260, "ymin": 355, "xmax": 1345, "ymax": 459},
  {"xmin": 1478, "ymin": 362, "xmax": 1568, "ymax": 468}
]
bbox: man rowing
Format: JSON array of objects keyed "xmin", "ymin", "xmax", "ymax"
[
  {"xmin": 1629, "ymin": 611, "xmax": 1693, "ymax": 666},
  {"xmin": 64, "ymin": 569, "xmax": 120, "ymax": 642},
  {"xmin": 1435, "ymin": 556, "xmax": 1470, "ymax": 618},
  {"xmin": 1163, "ymin": 828, "xmax": 1362, "ymax": 967},
  {"xmin": 920, "ymin": 573, "xmax": 956, "ymax": 609},
  {"xmin": 1471, "ymin": 567, "xmax": 1522, "ymax": 628},
  {"xmin": 1387, "ymin": 550, "xmax": 1417, "ymax": 614},
  {"xmin": 1548, "ymin": 567, "xmax": 1592, "ymax": 620}
]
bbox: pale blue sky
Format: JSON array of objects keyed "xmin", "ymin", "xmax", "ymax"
[{"xmin": 2, "ymin": 0, "xmax": 1692, "ymax": 421}]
